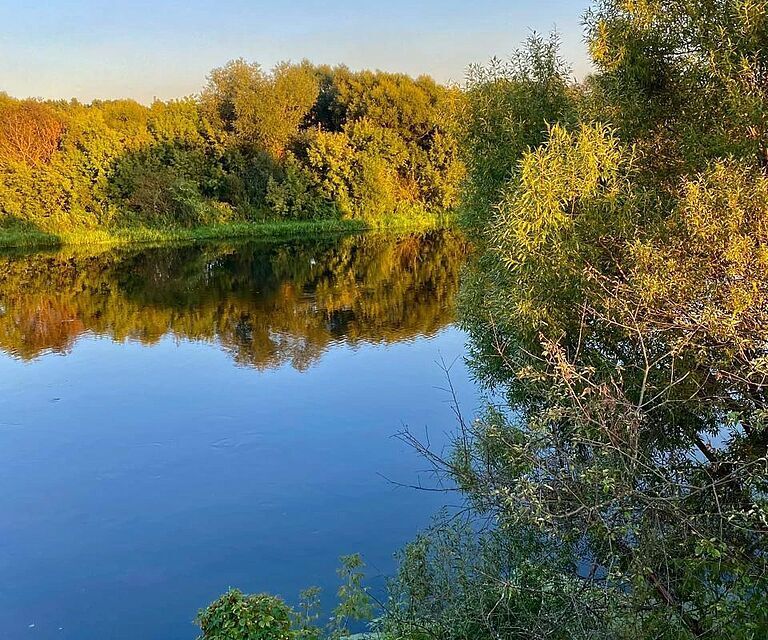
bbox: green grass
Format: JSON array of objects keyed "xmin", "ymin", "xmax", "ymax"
[
  {"xmin": 0, "ymin": 219, "xmax": 371, "ymax": 251},
  {"xmin": 0, "ymin": 214, "xmax": 455, "ymax": 251},
  {"xmin": 0, "ymin": 225, "xmax": 62, "ymax": 250}
]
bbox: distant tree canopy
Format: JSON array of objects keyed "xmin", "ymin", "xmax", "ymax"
[
  {"xmin": 200, "ymin": 59, "xmax": 320, "ymax": 158},
  {"xmin": 0, "ymin": 62, "xmax": 463, "ymax": 232}
]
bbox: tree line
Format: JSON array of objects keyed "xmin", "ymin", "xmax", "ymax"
[{"xmin": 0, "ymin": 61, "xmax": 462, "ymax": 232}]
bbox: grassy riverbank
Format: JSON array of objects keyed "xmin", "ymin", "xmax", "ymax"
[{"xmin": 0, "ymin": 214, "xmax": 453, "ymax": 251}]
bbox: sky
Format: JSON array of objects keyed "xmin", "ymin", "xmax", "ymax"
[{"xmin": 0, "ymin": 1, "xmax": 591, "ymax": 103}]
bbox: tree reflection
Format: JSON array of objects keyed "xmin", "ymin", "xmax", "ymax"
[{"xmin": 0, "ymin": 231, "xmax": 467, "ymax": 370}]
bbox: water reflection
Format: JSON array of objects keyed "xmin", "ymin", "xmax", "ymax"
[{"xmin": 0, "ymin": 231, "xmax": 467, "ymax": 369}]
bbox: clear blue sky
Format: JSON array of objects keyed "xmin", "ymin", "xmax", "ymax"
[{"xmin": 0, "ymin": 1, "xmax": 590, "ymax": 103}]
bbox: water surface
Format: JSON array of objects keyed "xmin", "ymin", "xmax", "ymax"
[{"xmin": 0, "ymin": 232, "xmax": 474, "ymax": 639}]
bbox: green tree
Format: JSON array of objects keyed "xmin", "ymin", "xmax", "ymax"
[
  {"xmin": 400, "ymin": 9, "xmax": 768, "ymax": 640},
  {"xmin": 460, "ymin": 33, "xmax": 577, "ymax": 231},
  {"xmin": 201, "ymin": 59, "xmax": 319, "ymax": 158}
]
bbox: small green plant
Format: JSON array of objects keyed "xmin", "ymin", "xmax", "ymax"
[
  {"xmin": 328, "ymin": 554, "xmax": 374, "ymax": 640},
  {"xmin": 292, "ymin": 586, "xmax": 322, "ymax": 640},
  {"xmin": 196, "ymin": 589, "xmax": 293, "ymax": 640}
]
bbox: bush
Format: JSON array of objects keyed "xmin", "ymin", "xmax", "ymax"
[
  {"xmin": 382, "ymin": 515, "xmax": 599, "ymax": 640},
  {"xmin": 265, "ymin": 155, "xmax": 332, "ymax": 219},
  {"xmin": 0, "ymin": 100, "xmax": 64, "ymax": 167},
  {"xmin": 196, "ymin": 589, "xmax": 293, "ymax": 640},
  {"xmin": 196, "ymin": 554, "xmax": 376, "ymax": 640}
]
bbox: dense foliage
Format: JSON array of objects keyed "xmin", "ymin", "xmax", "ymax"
[
  {"xmin": 0, "ymin": 62, "xmax": 462, "ymax": 234},
  {"xmin": 385, "ymin": 4, "xmax": 768, "ymax": 640},
  {"xmin": 197, "ymin": 590, "xmax": 293, "ymax": 640},
  {"xmin": 8, "ymin": 3, "xmax": 768, "ymax": 638}
]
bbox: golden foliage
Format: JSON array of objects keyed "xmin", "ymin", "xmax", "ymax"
[{"xmin": 0, "ymin": 101, "xmax": 64, "ymax": 167}]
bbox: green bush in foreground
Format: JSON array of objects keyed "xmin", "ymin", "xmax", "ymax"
[
  {"xmin": 197, "ymin": 555, "xmax": 374, "ymax": 640},
  {"xmin": 197, "ymin": 590, "xmax": 293, "ymax": 640}
]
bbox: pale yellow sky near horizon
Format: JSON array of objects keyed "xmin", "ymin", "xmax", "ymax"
[{"xmin": 0, "ymin": 0, "xmax": 592, "ymax": 103}]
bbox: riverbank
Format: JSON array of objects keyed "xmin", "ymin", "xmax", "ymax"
[{"xmin": 0, "ymin": 215, "xmax": 453, "ymax": 251}]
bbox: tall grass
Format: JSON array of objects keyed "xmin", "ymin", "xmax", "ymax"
[
  {"xmin": 0, "ymin": 215, "xmax": 457, "ymax": 251},
  {"xmin": 0, "ymin": 219, "xmax": 363, "ymax": 250}
]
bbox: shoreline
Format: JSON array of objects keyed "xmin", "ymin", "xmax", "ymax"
[{"xmin": 0, "ymin": 217, "xmax": 453, "ymax": 251}]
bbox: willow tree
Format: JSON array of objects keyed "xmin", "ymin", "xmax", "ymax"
[{"xmin": 393, "ymin": 4, "xmax": 768, "ymax": 639}]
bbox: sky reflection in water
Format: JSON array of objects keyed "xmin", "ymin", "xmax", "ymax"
[{"xmin": 0, "ymin": 232, "xmax": 476, "ymax": 640}]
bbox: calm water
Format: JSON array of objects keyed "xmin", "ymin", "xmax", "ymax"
[{"xmin": 0, "ymin": 232, "xmax": 474, "ymax": 640}]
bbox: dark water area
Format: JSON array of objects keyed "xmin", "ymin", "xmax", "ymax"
[{"xmin": 0, "ymin": 232, "xmax": 476, "ymax": 639}]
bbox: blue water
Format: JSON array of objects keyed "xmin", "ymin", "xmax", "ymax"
[{"xmin": 0, "ymin": 233, "xmax": 474, "ymax": 639}]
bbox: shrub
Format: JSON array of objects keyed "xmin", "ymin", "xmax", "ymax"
[
  {"xmin": 265, "ymin": 155, "xmax": 332, "ymax": 219},
  {"xmin": 196, "ymin": 589, "xmax": 293, "ymax": 640},
  {"xmin": 121, "ymin": 167, "xmax": 206, "ymax": 227}
]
